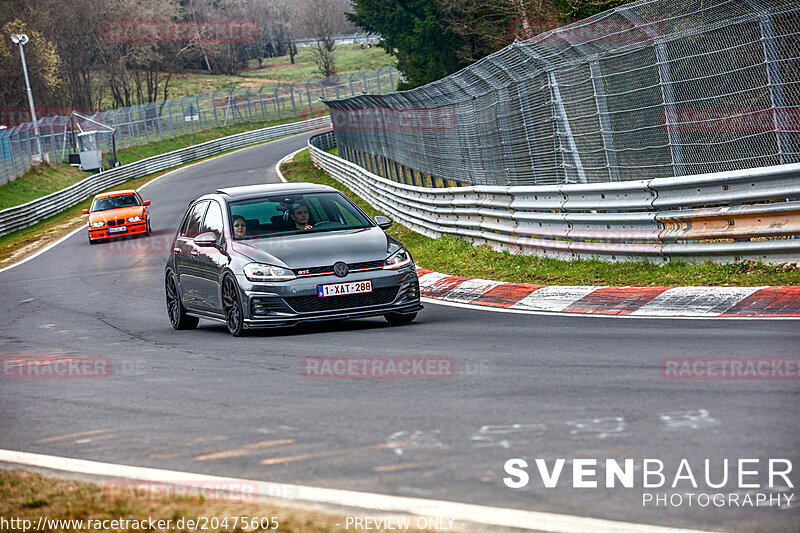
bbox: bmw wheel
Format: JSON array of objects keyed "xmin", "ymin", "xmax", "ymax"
[
  {"xmin": 166, "ymin": 272, "xmax": 198, "ymax": 330},
  {"xmin": 222, "ymin": 275, "xmax": 245, "ymax": 336}
]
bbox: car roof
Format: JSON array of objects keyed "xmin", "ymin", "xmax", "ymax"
[
  {"xmin": 215, "ymin": 182, "xmax": 337, "ymax": 201},
  {"xmin": 95, "ymin": 189, "xmax": 138, "ymax": 199}
]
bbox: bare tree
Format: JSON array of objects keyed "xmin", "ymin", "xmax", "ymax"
[{"xmin": 298, "ymin": 0, "xmax": 350, "ymax": 77}]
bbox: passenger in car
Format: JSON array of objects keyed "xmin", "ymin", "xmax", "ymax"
[
  {"xmin": 232, "ymin": 216, "xmax": 247, "ymax": 238},
  {"xmin": 290, "ymin": 203, "xmax": 313, "ymax": 230}
]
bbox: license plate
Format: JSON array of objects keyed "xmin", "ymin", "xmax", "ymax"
[
  {"xmin": 108, "ymin": 226, "xmax": 127, "ymax": 234},
  {"xmin": 318, "ymin": 280, "xmax": 372, "ymax": 297}
]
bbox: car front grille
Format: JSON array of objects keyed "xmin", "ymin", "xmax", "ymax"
[
  {"xmin": 285, "ymin": 286, "xmax": 399, "ymax": 313},
  {"xmin": 106, "ymin": 219, "xmax": 125, "ymax": 227},
  {"xmin": 293, "ymin": 260, "xmax": 384, "ymax": 276}
]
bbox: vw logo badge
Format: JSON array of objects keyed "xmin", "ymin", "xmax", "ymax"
[{"xmin": 333, "ymin": 261, "xmax": 349, "ymax": 278}]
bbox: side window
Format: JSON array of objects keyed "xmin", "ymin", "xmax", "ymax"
[
  {"xmin": 201, "ymin": 201, "xmax": 224, "ymax": 243},
  {"xmin": 182, "ymin": 201, "xmax": 208, "ymax": 239}
]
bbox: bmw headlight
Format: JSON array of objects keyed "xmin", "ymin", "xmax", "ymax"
[
  {"xmin": 90, "ymin": 221, "xmax": 105, "ymax": 228},
  {"xmin": 127, "ymin": 216, "xmax": 143, "ymax": 222},
  {"xmin": 383, "ymin": 248, "xmax": 412, "ymax": 269},
  {"xmin": 243, "ymin": 263, "xmax": 296, "ymax": 282}
]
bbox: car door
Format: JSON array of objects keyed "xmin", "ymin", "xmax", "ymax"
[
  {"xmin": 193, "ymin": 200, "xmax": 229, "ymax": 313},
  {"xmin": 175, "ymin": 201, "xmax": 209, "ymax": 311}
]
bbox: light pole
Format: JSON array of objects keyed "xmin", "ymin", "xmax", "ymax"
[{"xmin": 11, "ymin": 33, "xmax": 45, "ymax": 163}]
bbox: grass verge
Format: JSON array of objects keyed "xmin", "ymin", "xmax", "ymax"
[
  {"xmin": 0, "ymin": 470, "xmax": 440, "ymax": 533},
  {"xmin": 282, "ymin": 149, "xmax": 800, "ymax": 287}
]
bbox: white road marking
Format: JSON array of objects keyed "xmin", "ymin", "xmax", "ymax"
[
  {"xmin": 274, "ymin": 147, "xmax": 307, "ymax": 183},
  {"xmin": 0, "ymin": 449, "xmax": 713, "ymax": 533}
]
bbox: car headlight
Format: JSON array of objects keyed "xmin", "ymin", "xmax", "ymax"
[
  {"xmin": 90, "ymin": 221, "xmax": 105, "ymax": 228},
  {"xmin": 127, "ymin": 216, "xmax": 143, "ymax": 222},
  {"xmin": 243, "ymin": 263, "xmax": 296, "ymax": 282},
  {"xmin": 383, "ymin": 248, "xmax": 412, "ymax": 269}
]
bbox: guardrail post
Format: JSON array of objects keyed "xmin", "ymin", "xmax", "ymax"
[
  {"xmin": 376, "ymin": 68, "xmax": 382, "ymax": 93},
  {"xmin": 349, "ymin": 73, "xmax": 356, "ymax": 95},
  {"xmin": 305, "ymin": 82, "xmax": 313, "ymax": 111},
  {"xmin": 388, "ymin": 67, "xmax": 394, "ymax": 89},
  {"xmin": 274, "ymin": 87, "xmax": 282, "ymax": 118}
]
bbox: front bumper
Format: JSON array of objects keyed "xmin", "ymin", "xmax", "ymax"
[
  {"xmin": 88, "ymin": 221, "xmax": 147, "ymax": 240},
  {"xmin": 238, "ymin": 264, "xmax": 422, "ymax": 328}
]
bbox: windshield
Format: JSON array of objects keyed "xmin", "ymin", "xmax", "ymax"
[
  {"xmin": 229, "ymin": 192, "xmax": 372, "ymax": 239},
  {"xmin": 92, "ymin": 194, "xmax": 140, "ymax": 212}
]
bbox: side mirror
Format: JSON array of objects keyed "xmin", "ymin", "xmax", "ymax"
[
  {"xmin": 375, "ymin": 216, "xmax": 393, "ymax": 230},
  {"xmin": 194, "ymin": 231, "xmax": 218, "ymax": 247},
  {"xmin": 82, "ymin": 209, "xmax": 89, "ymax": 215},
  {"xmin": 143, "ymin": 200, "xmax": 151, "ymax": 206}
]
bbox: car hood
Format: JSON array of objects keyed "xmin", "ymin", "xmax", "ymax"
[
  {"xmin": 89, "ymin": 206, "xmax": 145, "ymax": 223},
  {"xmin": 230, "ymin": 227, "xmax": 390, "ymax": 268}
]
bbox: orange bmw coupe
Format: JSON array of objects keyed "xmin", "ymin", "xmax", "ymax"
[{"xmin": 83, "ymin": 190, "xmax": 151, "ymax": 244}]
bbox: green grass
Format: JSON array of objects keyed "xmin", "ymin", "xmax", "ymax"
[
  {"xmin": 282, "ymin": 149, "xmax": 800, "ymax": 287},
  {"xmin": 0, "ymin": 165, "xmax": 88, "ymax": 210},
  {"xmin": 242, "ymin": 44, "xmax": 394, "ymax": 83}
]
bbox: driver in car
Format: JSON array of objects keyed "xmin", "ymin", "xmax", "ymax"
[{"xmin": 290, "ymin": 203, "xmax": 313, "ymax": 230}]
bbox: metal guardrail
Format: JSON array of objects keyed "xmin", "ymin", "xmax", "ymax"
[
  {"xmin": 0, "ymin": 116, "xmax": 331, "ymax": 237},
  {"xmin": 308, "ymin": 131, "xmax": 800, "ymax": 264}
]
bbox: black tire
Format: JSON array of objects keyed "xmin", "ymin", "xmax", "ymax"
[
  {"xmin": 145, "ymin": 220, "xmax": 151, "ymax": 236},
  {"xmin": 384, "ymin": 312, "xmax": 417, "ymax": 326},
  {"xmin": 89, "ymin": 235, "xmax": 98, "ymax": 245},
  {"xmin": 222, "ymin": 275, "xmax": 245, "ymax": 336},
  {"xmin": 166, "ymin": 272, "xmax": 199, "ymax": 330}
]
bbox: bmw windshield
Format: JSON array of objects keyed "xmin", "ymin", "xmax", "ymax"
[
  {"xmin": 228, "ymin": 192, "xmax": 373, "ymax": 239},
  {"xmin": 91, "ymin": 194, "xmax": 140, "ymax": 211}
]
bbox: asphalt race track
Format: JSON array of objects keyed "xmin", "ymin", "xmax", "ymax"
[{"xmin": 1, "ymin": 132, "xmax": 798, "ymax": 532}]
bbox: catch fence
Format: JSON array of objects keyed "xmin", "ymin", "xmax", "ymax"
[{"xmin": 326, "ymin": 0, "xmax": 800, "ymax": 186}]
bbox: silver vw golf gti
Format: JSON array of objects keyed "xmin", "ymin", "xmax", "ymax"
[{"xmin": 165, "ymin": 183, "xmax": 422, "ymax": 335}]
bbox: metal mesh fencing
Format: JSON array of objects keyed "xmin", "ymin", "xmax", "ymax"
[
  {"xmin": 325, "ymin": 0, "xmax": 800, "ymax": 186},
  {"xmin": 0, "ymin": 66, "xmax": 398, "ymax": 184}
]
